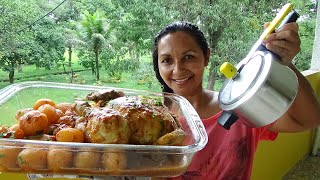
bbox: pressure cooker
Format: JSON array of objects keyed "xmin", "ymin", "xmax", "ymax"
[{"xmin": 217, "ymin": 3, "xmax": 300, "ymax": 129}]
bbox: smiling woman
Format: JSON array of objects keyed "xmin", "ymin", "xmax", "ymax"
[
  {"xmin": 0, "ymin": 0, "xmax": 318, "ymax": 180},
  {"xmin": 157, "ymin": 31, "xmax": 209, "ymax": 97}
]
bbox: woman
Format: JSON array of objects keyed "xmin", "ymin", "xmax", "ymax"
[{"xmin": 152, "ymin": 21, "xmax": 320, "ymax": 179}]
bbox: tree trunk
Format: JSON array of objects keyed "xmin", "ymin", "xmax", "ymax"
[
  {"xmin": 68, "ymin": 47, "xmax": 72, "ymax": 67},
  {"xmin": 9, "ymin": 60, "xmax": 15, "ymax": 84},
  {"xmin": 95, "ymin": 51, "xmax": 100, "ymax": 81},
  {"xmin": 17, "ymin": 58, "xmax": 22, "ymax": 73},
  {"xmin": 206, "ymin": 29, "xmax": 223, "ymax": 90},
  {"xmin": 207, "ymin": 64, "xmax": 216, "ymax": 90},
  {"xmin": 62, "ymin": 63, "xmax": 67, "ymax": 74},
  {"xmin": 91, "ymin": 58, "xmax": 95, "ymax": 75}
]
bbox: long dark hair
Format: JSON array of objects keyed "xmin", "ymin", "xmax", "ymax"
[{"xmin": 152, "ymin": 21, "xmax": 209, "ymax": 93}]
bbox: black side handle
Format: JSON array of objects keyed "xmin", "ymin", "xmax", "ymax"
[{"xmin": 217, "ymin": 111, "xmax": 238, "ymax": 130}]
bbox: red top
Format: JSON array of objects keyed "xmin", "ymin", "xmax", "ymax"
[{"xmin": 171, "ymin": 111, "xmax": 278, "ymax": 180}]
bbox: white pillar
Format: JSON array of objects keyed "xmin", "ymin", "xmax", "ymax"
[
  {"xmin": 310, "ymin": 0, "xmax": 320, "ymax": 156},
  {"xmin": 310, "ymin": 1, "xmax": 320, "ymax": 70}
]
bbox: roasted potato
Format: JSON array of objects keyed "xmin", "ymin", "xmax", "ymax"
[
  {"xmin": 101, "ymin": 152, "xmax": 126, "ymax": 170},
  {"xmin": 47, "ymin": 146, "xmax": 73, "ymax": 171},
  {"xmin": 56, "ymin": 127, "xmax": 84, "ymax": 143},
  {"xmin": 73, "ymin": 149, "xmax": 101, "ymax": 169},
  {"xmin": 0, "ymin": 146, "xmax": 22, "ymax": 169},
  {"xmin": 18, "ymin": 110, "xmax": 48, "ymax": 136},
  {"xmin": 33, "ymin": 98, "xmax": 56, "ymax": 110},
  {"xmin": 17, "ymin": 145, "xmax": 47, "ymax": 170},
  {"xmin": 38, "ymin": 104, "xmax": 59, "ymax": 125}
]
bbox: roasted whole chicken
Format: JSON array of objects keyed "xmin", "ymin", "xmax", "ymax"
[
  {"xmin": 1, "ymin": 90, "xmax": 186, "ymax": 146},
  {"xmin": 80, "ymin": 91, "xmax": 186, "ymax": 145}
]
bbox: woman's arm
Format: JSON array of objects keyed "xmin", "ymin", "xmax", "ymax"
[
  {"xmin": 263, "ymin": 22, "xmax": 320, "ymax": 132},
  {"xmin": 269, "ymin": 64, "xmax": 320, "ymax": 132}
]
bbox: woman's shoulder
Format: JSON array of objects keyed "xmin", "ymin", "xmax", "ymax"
[
  {"xmin": 203, "ymin": 89, "xmax": 219, "ymax": 102},
  {"xmin": 199, "ymin": 89, "xmax": 221, "ymax": 119}
]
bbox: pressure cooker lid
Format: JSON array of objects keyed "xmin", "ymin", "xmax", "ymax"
[{"xmin": 219, "ymin": 51, "xmax": 271, "ymax": 106}]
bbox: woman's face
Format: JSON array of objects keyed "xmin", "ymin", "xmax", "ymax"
[{"xmin": 157, "ymin": 31, "xmax": 209, "ymax": 96}]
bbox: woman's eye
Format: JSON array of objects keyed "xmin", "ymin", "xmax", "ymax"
[
  {"xmin": 161, "ymin": 58, "xmax": 171, "ymax": 64},
  {"xmin": 185, "ymin": 55, "xmax": 194, "ymax": 60}
]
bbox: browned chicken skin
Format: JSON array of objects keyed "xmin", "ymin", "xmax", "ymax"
[
  {"xmin": 86, "ymin": 90, "xmax": 125, "ymax": 107},
  {"xmin": 108, "ymin": 96, "xmax": 185, "ymax": 145},
  {"xmin": 85, "ymin": 107, "xmax": 131, "ymax": 144}
]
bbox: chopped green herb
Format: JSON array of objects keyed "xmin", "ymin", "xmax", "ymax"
[{"xmin": 18, "ymin": 156, "xmax": 25, "ymax": 165}]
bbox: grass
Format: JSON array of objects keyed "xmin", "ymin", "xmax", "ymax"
[
  {"xmin": 0, "ymin": 57, "xmax": 224, "ymax": 127},
  {"xmin": 0, "ymin": 87, "xmax": 93, "ymax": 126}
]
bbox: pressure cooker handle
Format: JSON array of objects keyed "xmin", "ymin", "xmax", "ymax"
[
  {"xmin": 278, "ymin": 10, "xmax": 300, "ymax": 29},
  {"xmin": 257, "ymin": 10, "xmax": 300, "ymax": 58},
  {"xmin": 217, "ymin": 111, "xmax": 238, "ymax": 130}
]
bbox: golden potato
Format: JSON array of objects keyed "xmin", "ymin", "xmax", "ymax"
[
  {"xmin": 38, "ymin": 104, "xmax": 59, "ymax": 124},
  {"xmin": 101, "ymin": 152, "xmax": 126, "ymax": 170},
  {"xmin": 55, "ymin": 102, "xmax": 74, "ymax": 113},
  {"xmin": 47, "ymin": 146, "xmax": 73, "ymax": 171},
  {"xmin": 18, "ymin": 110, "xmax": 48, "ymax": 136},
  {"xmin": 33, "ymin": 98, "xmax": 56, "ymax": 110},
  {"xmin": 13, "ymin": 128, "xmax": 25, "ymax": 139},
  {"xmin": 55, "ymin": 128, "xmax": 84, "ymax": 143},
  {"xmin": 17, "ymin": 145, "xmax": 47, "ymax": 170},
  {"xmin": 73, "ymin": 150, "xmax": 101, "ymax": 169},
  {"xmin": 0, "ymin": 146, "xmax": 22, "ymax": 170}
]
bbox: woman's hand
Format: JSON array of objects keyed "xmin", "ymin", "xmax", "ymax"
[{"xmin": 262, "ymin": 22, "xmax": 301, "ymax": 65}]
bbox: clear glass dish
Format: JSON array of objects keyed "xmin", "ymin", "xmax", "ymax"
[{"xmin": 0, "ymin": 81, "xmax": 207, "ymax": 177}]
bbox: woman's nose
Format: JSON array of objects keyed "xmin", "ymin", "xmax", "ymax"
[{"xmin": 172, "ymin": 61, "xmax": 184, "ymax": 73}]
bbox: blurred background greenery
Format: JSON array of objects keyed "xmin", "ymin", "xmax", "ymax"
[{"xmin": 0, "ymin": 0, "xmax": 317, "ymax": 91}]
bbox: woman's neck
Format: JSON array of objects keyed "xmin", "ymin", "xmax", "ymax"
[{"xmin": 183, "ymin": 89, "xmax": 220, "ymax": 119}]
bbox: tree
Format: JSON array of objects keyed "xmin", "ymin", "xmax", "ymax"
[
  {"xmin": 79, "ymin": 9, "xmax": 107, "ymax": 81},
  {"xmin": 64, "ymin": 28, "xmax": 86, "ymax": 67},
  {"xmin": 0, "ymin": 0, "xmax": 39, "ymax": 83}
]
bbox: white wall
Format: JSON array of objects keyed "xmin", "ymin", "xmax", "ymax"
[{"xmin": 310, "ymin": 2, "xmax": 320, "ymax": 70}]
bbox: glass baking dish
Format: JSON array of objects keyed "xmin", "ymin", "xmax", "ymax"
[{"xmin": 0, "ymin": 81, "xmax": 207, "ymax": 177}]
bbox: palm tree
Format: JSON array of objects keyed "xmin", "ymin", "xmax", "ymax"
[
  {"xmin": 64, "ymin": 38, "xmax": 85, "ymax": 67},
  {"xmin": 80, "ymin": 9, "xmax": 107, "ymax": 81}
]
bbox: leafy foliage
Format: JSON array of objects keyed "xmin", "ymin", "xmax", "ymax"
[{"xmin": 0, "ymin": 0, "xmax": 317, "ymax": 89}]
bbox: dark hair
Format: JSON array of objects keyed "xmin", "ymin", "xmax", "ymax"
[{"xmin": 152, "ymin": 21, "xmax": 209, "ymax": 93}]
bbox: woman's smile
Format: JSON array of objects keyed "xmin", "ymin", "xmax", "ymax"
[{"xmin": 171, "ymin": 76, "xmax": 192, "ymax": 85}]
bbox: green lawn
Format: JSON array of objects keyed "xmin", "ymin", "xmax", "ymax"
[
  {"xmin": 0, "ymin": 60, "xmax": 223, "ymax": 127},
  {"xmin": 0, "ymin": 87, "xmax": 93, "ymax": 126}
]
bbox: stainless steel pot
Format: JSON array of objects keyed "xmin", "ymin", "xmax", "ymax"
[{"xmin": 217, "ymin": 4, "xmax": 300, "ymax": 129}]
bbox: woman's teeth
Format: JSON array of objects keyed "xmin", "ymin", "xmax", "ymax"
[{"xmin": 174, "ymin": 77, "xmax": 189, "ymax": 84}]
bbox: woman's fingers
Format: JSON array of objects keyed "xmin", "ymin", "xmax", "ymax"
[{"xmin": 261, "ymin": 22, "xmax": 301, "ymax": 64}]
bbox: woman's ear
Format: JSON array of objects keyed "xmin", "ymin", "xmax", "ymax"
[{"xmin": 205, "ymin": 48, "xmax": 210, "ymax": 67}]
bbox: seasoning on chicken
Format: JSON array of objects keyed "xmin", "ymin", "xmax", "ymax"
[
  {"xmin": 108, "ymin": 96, "xmax": 183, "ymax": 145},
  {"xmin": 85, "ymin": 107, "xmax": 131, "ymax": 144},
  {"xmin": 73, "ymin": 100, "xmax": 91, "ymax": 116}
]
